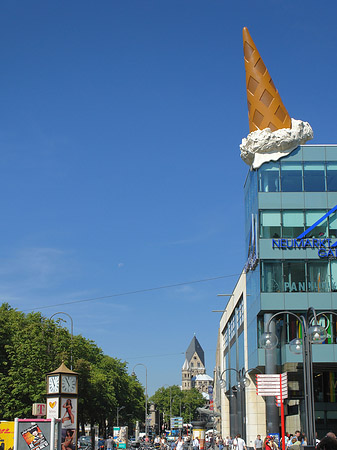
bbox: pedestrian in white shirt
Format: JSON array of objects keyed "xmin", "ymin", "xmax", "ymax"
[
  {"xmin": 193, "ymin": 437, "xmax": 200, "ymax": 450},
  {"xmin": 176, "ymin": 437, "xmax": 184, "ymax": 450},
  {"xmin": 233, "ymin": 435, "xmax": 247, "ymax": 450}
]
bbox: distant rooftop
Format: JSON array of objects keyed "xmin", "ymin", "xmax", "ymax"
[
  {"xmin": 195, "ymin": 374, "xmax": 213, "ymax": 381},
  {"xmin": 185, "ymin": 335, "xmax": 205, "ymax": 366}
]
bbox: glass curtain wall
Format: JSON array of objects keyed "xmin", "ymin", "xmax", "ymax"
[{"xmin": 258, "ymin": 159, "xmax": 337, "ymax": 192}]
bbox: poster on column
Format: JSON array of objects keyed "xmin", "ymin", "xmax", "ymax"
[
  {"xmin": 46, "ymin": 398, "xmax": 59, "ymax": 420},
  {"xmin": 61, "ymin": 398, "xmax": 77, "ymax": 450},
  {"xmin": 0, "ymin": 421, "xmax": 14, "ymax": 450},
  {"xmin": 20, "ymin": 424, "xmax": 49, "ymax": 450}
]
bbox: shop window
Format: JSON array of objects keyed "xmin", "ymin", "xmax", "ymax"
[
  {"xmin": 288, "ymin": 315, "xmax": 301, "ymax": 342},
  {"xmin": 283, "ymin": 261, "xmax": 306, "ymax": 292},
  {"xmin": 307, "ymin": 261, "xmax": 330, "ymax": 292},
  {"xmin": 327, "ymin": 162, "xmax": 337, "ymax": 191},
  {"xmin": 282, "ymin": 210, "xmax": 305, "ymax": 238},
  {"xmin": 260, "ymin": 211, "xmax": 281, "ymax": 238},
  {"xmin": 258, "ymin": 163, "xmax": 280, "ymax": 192},
  {"xmin": 303, "ymin": 162, "xmax": 326, "ymax": 191},
  {"xmin": 327, "ymin": 411, "xmax": 337, "ymax": 424},
  {"xmin": 280, "ymin": 162, "xmax": 303, "ymax": 192},
  {"xmin": 261, "ymin": 261, "xmax": 283, "ymax": 292},
  {"xmin": 305, "ymin": 210, "xmax": 328, "ymax": 238}
]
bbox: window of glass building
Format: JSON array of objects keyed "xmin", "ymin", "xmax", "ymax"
[
  {"xmin": 282, "ymin": 210, "xmax": 305, "ymax": 238},
  {"xmin": 237, "ymin": 299, "xmax": 244, "ymax": 328},
  {"xmin": 261, "ymin": 261, "xmax": 283, "ymax": 292},
  {"xmin": 330, "ymin": 261, "xmax": 337, "ymax": 292},
  {"xmin": 307, "ymin": 261, "xmax": 330, "ymax": 292},
  {"xmin": 283, "ymin": 261, "xmax": 306, "ymax": 292},
  {"xmin": 305, "ymin": 210, "xmax": 328, "ymax": 237},
  {"xmin": 229, "ymin": 315, "xmax": 236, "ymax": 341},
  {"xmin": 223, "ymin": 327, "xmax": 229, "ymax": 349},
  {"xmin": 280, "ymin": 162, "xmax": 303, "ymax": 192},
  {"xmin": 327, "ymin": 162, "xmax": 337, "ymax": 191},
  {"xmin": 329, "ymin": 211, "xmax": 337, "ymax": 238},
  {"xmin": 258, "ymin": 163, "xmax": 280, "ymax": 192},
  {"xmin": 303, "ymin": 162, "xmax": 326, "ymax": 191},
  {"xmin": 260, "ymin": 211, "xmax": 281, "ymax": 238},
  {"xmin": 287, "ymin": 315, "xmax": 301, "ymax": 342}
]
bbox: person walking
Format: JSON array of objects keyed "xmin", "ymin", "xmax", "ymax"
[
  {"xmin": 255, "ymin": 436, "xmax": 263, "ymax": 450},
  {"xmin": 193, "ymin": 437, "xmax": 200, "ymax": 450},
  {"xmin": 233, "ymin": 435, "xmax": 247, "ymax": 450},
  {"xmin": 176, "ymin": 436, "xmax": 184, "ymax": 450},
  {"xmin": 105, "ymin": 436, "xmax": 114, "ymax": 450}
]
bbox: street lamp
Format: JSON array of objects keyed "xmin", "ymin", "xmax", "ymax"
[
  {"xmin": 117, "ymin": 406, "xmax": 125, "ymax": 427},
  {"xmin": 161, "ymin": 384, "xmax": 172, "ymax": 431},
  {"xmin": 219, "ymin": 367, "xmax": 260, "ymax": 439},
  {"xmin": 259, "ymin": 307, "xmax": 337, "ymax": 446},
  {"xmin": 50, "ymin": 312, "xmax": 74, "ymax": 370},
  {"xmin": 171, "ymin": 395, "xmax": 182, "ymax": 418},
  {"xmin": 132, "ymin": 364, "xmax": 148, "ymax": 437}
]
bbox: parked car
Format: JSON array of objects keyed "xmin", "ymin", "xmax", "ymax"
[{"xmin": 78, "ymin": 436, "xmax": 91, "ymax": 449}]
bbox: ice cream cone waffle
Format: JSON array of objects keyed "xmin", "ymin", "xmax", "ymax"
[{"xmin": 243, "ymin": 27, "xmax": 291, "ymax": 133}]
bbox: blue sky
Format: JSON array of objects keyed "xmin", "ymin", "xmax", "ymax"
[{"xmin": 1, "ymin": 1, "xmax": 337, "ymax": 395}]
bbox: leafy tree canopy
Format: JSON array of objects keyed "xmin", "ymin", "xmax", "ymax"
[
  {"xmin": 0, "ymin": 303, "xmax": 145, "ymax": 434},
  {"xmin": 149, "ymin": 385, "xmax": 205, "ymax": 423}
]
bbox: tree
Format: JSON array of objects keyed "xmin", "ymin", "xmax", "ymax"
[
  {"xmin": 149, "ymin": 385, "xmax": 205, "ymax": 425},
  {"xmin": 0, "ymin": 303, "xmax": 145, "ymax": 434}
]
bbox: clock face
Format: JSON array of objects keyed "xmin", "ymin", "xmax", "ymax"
[
  {"xmin": 61, "ymin": 375, "xmax": 77, "ymax": 394},
  {"xmin": 48, "ymin": 375, "xmax": 59, "ymax": 394}
]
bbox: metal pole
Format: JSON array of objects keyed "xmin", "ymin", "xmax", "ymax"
[
  {"xmin": 50, "ymin": 312, "xmax": 74, "ymax": 370},
  {"xmin": 133, "ymin": 364, "xmax": 148, "ymax": 437},
  {"xmin": 170, "ymin": 391, "xmax": 172, "ymax": 432},
  {"xmin": 263, "ymin": 308, "xmax": 336, "ymax": 446},
  {"xmin": 264, "ymin": 313, "xmax": 279, "ymax": 435}
]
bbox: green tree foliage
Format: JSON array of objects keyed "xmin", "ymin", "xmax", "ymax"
[
  {"xmin": 149, "ymin": 385, "xmax": 205, "ymax": 424},
  {"xmin": 0, "ymin": 303, "xmax": 145, "ymax": 434}
]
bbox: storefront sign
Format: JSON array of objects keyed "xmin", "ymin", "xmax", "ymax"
[
  {"xmin": 272, "ymin": 204, "xmax": 337, "ymax": 258},
  {"xmin": 272, "ymin": 238, "xmax": 337, "ymax": 258}
]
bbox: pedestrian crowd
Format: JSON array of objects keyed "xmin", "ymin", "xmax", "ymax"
[
  {"xmin": 104, "ymin": 429, "xmax": 337, "ymax": 450},
  {"xmin": 198, "ymin": 429, "xmax": 337, "ymax": 450}
]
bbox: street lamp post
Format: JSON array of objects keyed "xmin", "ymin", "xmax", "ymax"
[
  {"xmin": 132, "ymin": 364, "xmax": 148, "ymax": 438},
  {"xmin": 171, "ymin": 396, "xmax": 182, "ymax": 418},
  {"xmin": 50, "ymin": 312, "xmax": 74, "ymax": 370},
  {"xmin": 259, "ymin": 307, "xmax": 336, "ymax": 447},
  {"xmin": 219, "ymin": 367, "xmax": 260, "ymax": 439},
  {"xmin": 162, "ymin": 384, "xmax": 172, "ymax": 432},
  {"xmin": 117, "ymin": 406, "xmax": 125, "ymax": 427}
]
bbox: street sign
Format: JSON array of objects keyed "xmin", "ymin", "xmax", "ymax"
[
  {"xmin": 170, "ymin": 417, "xmax": 183, "ymax": 429},
  {"xmin": 256, "ymin": 373, "xmax": 288, "ymax": 397},
  {"xmin": 256, "ymin": 373, "xmax": 288, "ymax": 450}
]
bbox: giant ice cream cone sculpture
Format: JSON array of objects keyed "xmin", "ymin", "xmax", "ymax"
[
  {"xmin": 243, "ymin": 27, "xmax": 291, "ymax": 133},
  {"xmin": 240, "ymin": 27, "xmax": 313, "ymax": 168}
]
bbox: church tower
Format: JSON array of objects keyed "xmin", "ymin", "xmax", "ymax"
[
  {"xmin": 181, "ymin": 358, "xmax": 191, "ymax": 391},
  {"xmin": 181, "ymin": 335, "xmax": 213, "ymax": 394}
]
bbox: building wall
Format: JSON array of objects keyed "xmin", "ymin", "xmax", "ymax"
[
  {"xmin": 217, "ymin": 145, "xmax": 337, "ymax": 441},
  {"xmin": 216, "ymin": 272, "xmax": 266, "ymax": 445},
  {"xmin": 244, "ymin": 144, "xmax": 337, "ymax": 436}
]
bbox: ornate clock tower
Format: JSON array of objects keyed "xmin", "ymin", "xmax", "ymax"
[{"xmin": 46, "ymin": 362, "xmax": 78, "ymax": 450}]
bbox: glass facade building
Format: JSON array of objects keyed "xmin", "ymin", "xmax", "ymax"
[{"xmin": 244, "ymin": 145, "xmax": 337, "ymax": 436}]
